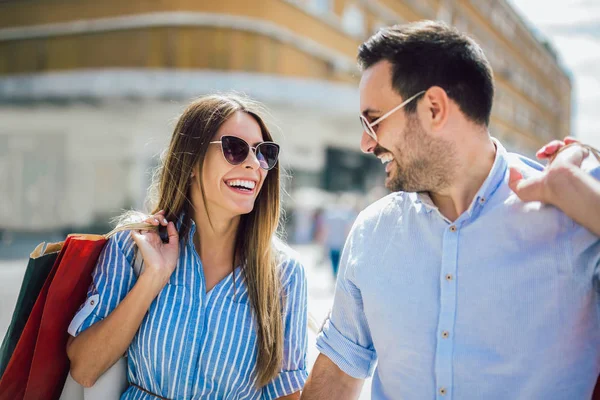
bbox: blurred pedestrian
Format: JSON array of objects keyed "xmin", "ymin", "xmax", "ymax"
[{"xmin": 316, "ymin": 196, "xmax": 356, "ymax": 278}]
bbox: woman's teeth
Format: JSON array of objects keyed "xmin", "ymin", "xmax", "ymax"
[{"xmin": 226, "ymin": 179, "xmax": 256, "ymax": 191}]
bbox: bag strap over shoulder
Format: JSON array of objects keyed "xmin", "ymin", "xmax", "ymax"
[
  {"xmin": 132, "ymin": 248, "xmax": 144, "ymax": 278},
  {"xmin": 549, "ymin": 142, "xmax": 600, "ymax": 164},
  {"xmin": 104, "ymin": 222, "xmax": 156, "ymax": 240},
  {"xmin": 103, "ymin": 221, "xmax": 155, "ymax": 278}
]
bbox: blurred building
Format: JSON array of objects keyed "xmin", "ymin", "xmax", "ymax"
[{"xmin": 0, "ymin": 0, "xmax": 571, "ymax": 232}]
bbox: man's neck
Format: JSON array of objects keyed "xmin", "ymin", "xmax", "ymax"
[{"xmin": 429, "ymin": 137, "xmax": 496, "ymax": 222}]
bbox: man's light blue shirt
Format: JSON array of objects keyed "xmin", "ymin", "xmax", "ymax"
[{"xmin": 316, "ymin": 140, "xmax": 600, "ymax": 399}]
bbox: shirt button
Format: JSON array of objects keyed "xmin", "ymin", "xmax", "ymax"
[
  {"xmin": 441, "ymin": 330, "xmax": 450, "ymax": 339},
  {"xmin": 90, "ymin": 300, "xmax": 95, "ymax": 306},
  {"xmin": 445, "ymin": 274, "xmax": 453, "ymax": 281},
  {"xmin": 479, "ymin": 196, "xmax": 486, "ymax": 203},
  {"xmin": 449, "ymin": 225, "xmax": 457, "ymax": 232},
  {"xmin": 439, "ymin": 387, "xmax": 447, "ymax": 396}
]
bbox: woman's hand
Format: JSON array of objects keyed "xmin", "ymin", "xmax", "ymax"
[
  {"xmin": 508, "ymin": 137, "xmax": 589, "ymax": 204},
  {"xmin": 130, "ymin": 210, "xmax": 179, "ymax": 292},
  {"xmin": 535, "ymin": 136, "xmax": 588, "ymax": 166}
]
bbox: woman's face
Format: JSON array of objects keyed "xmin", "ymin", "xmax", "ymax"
[{"xmin": 200, "ymin": 111, "xmax": 270, "ymax": 218}]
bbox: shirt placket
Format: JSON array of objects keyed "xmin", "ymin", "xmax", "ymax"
[
  {"xmin": 435, "ymin": 222, "xmax": 460, "ymax": 399},
  {"xmin": 179, "ymin": 246, "xmax": 208, "ymax": 398}
]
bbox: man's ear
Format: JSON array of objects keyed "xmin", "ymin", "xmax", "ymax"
[{"xmin": 422, "ymin": 86, "xmax": 450, "ymax": 131}]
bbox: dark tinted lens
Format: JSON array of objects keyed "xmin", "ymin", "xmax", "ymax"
[
  {"xmin": 256, "ymin": 143, "xmax": 280, "ymax": 170},
  {"xmin": 221, "ymin": 136, "xmax": 249, "ymax": 165}
]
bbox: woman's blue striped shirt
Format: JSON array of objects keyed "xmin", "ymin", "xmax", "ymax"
[{"xmin": 68, "ymin": 223, "xmax": 308, "ymax": 399}]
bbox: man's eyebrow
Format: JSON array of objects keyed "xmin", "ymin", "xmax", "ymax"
[{"xmin": 362, "ymin": 108, "xmax": 381, "ymax": 117}]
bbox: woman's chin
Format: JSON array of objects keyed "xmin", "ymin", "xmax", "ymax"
[{"xmin": 226, "ymin": 201, "xmax": 256, "ymax": 217}]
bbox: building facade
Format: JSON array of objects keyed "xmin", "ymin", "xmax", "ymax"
[{"xmin": 0, "ymin": 0, "xmax": 571, "ymax": 231}]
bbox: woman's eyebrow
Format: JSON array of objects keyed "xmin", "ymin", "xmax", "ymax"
[{"xmin": 223, "ymin": 133, "xmax": 264, "ymax": 147}]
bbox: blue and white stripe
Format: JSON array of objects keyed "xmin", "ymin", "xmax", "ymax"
[{"xmin": 70, "ymin": 222, "xmax": 308, "ymax": 399}]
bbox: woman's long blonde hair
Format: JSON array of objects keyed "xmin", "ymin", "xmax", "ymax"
[{"xmin": 126, "ymin": 94, "xmax": 283, "ymax": 387}]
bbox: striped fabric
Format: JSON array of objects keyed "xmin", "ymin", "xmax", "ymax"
[
  {"xmin": 69, "ymin": 222, "xmax": 308, "ymax": 399},
  {"xmin": 316, "ymin": 140, "xmax": 600, "ymax": 400}
]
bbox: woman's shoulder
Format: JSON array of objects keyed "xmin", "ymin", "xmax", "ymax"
[
  {"xmin": 106, "ymin": 211, "xmax": 150, "ymax": 260},
  {"xmin": 273, "ymin": 238, "xmax": 305, "ymax": 288},
  {"xmin": 105, "ymin": 229, "xmax": 137, "ymax": 262}
]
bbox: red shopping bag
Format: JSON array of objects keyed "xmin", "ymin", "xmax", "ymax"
[
  {"xmin": 0, "ymin": 222, "xmax": 152, "ymax": 400},
  {"xmin": 0, "ymin": 234, "xmax": 107, "ymax": 400}
]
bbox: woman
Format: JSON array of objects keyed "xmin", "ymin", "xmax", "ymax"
[
  {"xmin": 66, "ymin": 94, "xmax": 308, "ymax": 399},
  {"xmin": 509, "ymin": 136, "xmax": 600, "ymax": 236}
]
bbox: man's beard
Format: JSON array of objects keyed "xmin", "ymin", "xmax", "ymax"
[{"xmin": 382, "ymin": 115, "xmax": 456, "ymax": 193}]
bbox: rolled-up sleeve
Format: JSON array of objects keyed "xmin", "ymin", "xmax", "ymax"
[
  {"xmin": 262, "ymin": 257, "xmax": 308, "ymax": 399},
  {"xmin": 316, "ymin": 221, "xmax": 377, "ymax": 379},
  {"xmin": 67, "ymin": 231, "xmax": 137, "ymax": 337}
]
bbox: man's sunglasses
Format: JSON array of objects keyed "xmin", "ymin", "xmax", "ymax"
[
  {"xmin": 209, "ymin": 135, "xmax": 280, "ymax": 171},
  {"xmin": 360, "ymin": 90, "xmax": 426, "ymax": 141}
]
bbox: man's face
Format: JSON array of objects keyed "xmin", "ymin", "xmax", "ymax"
[{"xmin": 359, "ymin": 60, "xmax": 455, "ymax": 193}]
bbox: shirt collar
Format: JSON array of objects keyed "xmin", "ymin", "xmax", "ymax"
[
  {"xmin": 410, "ymin": 137, "xmax": 508, "ymax": 218},
  {"xmin": 173, "ymin": 212, "xmax": 198, "ymax": 244}
]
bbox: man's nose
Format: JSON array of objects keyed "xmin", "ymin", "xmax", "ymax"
[{"xmin": 360, "ymin": 131, "xmax": 376, "ymax": 154}]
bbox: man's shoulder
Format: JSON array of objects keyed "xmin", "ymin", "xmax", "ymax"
[
  {"xmin": 505, "ymin": 152, "xmax": 544, "ymax": 178},
  {"xmin": 354, "ymin": 192, "xmax": 409, "ymax": 227}
]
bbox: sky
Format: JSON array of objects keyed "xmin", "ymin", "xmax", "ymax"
[{"xmin": 508, "ymin": 0, "xmax": 600, "ymax": 147}]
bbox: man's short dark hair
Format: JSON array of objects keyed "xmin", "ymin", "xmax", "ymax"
[{"xmin": 358, "ymin": 20, "xmax": 494, "ymax": 126}]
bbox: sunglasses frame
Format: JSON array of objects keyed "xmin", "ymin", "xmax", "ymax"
[
  {"xmin": 209, "ymin": 135, "xmax": 280, "ymax": 171},
  {"xmin": 360, "ymin": 90, "xmax": 427, "ymax": 141}
]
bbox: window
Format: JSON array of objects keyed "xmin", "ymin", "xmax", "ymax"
[
  {"xmin": 490, "ymin": 8, "xmax": 515, "ymax": 38},
  {"xmin": 436, "ymin": 1, "xmax": 453, "ymax": 24},
  {"xmin": 342, "ymin": 4, "xmax": 366, "ymax": 37},
  {"xmin": 453, "ymin": 15, "xmax": 469, "ymax": 33},
  {"xmin": 308, "ymin": 0, "xmax": 333, "ymax": 14},
  {"xmin": 371, "ymin": 19, "xmax": 387, "ymax": 35},
  {"xmin": 515, "ymin": 105, "xmax": 531, "ymax": 130}
]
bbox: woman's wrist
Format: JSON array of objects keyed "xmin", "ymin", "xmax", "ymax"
[
  {"xmin": 544, "ymin": 163, "xmax": 578, "ymax": 208},
  {"xmin": 136, "ymin": 270, "xmax": 170, "ymax": 297}
]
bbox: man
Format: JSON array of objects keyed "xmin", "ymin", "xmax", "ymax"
[{"xmin": 301, "ymin": 21, "xmax": 600, "ymax": 399}]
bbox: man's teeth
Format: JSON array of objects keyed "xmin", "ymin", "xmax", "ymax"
[
  {"xmin": 379, "ymin": 154, "xmax": 394, "ymax": 164},
  {"xmin": 227, "ymin": 180, "xmax": 256, "ymax": 190}
]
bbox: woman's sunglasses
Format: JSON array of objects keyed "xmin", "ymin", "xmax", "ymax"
[{"xmin": 209, "ymin": 135, "xmax": 280, "ymax": 171}]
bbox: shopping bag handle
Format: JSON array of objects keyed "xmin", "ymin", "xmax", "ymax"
[
  {"xmin": 104, "ymin": 223, "xmax": 169, "ymax": 243},
  {"xmin": 549, "ymin": 142, "xmax": 600, "ymax": 164}
]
